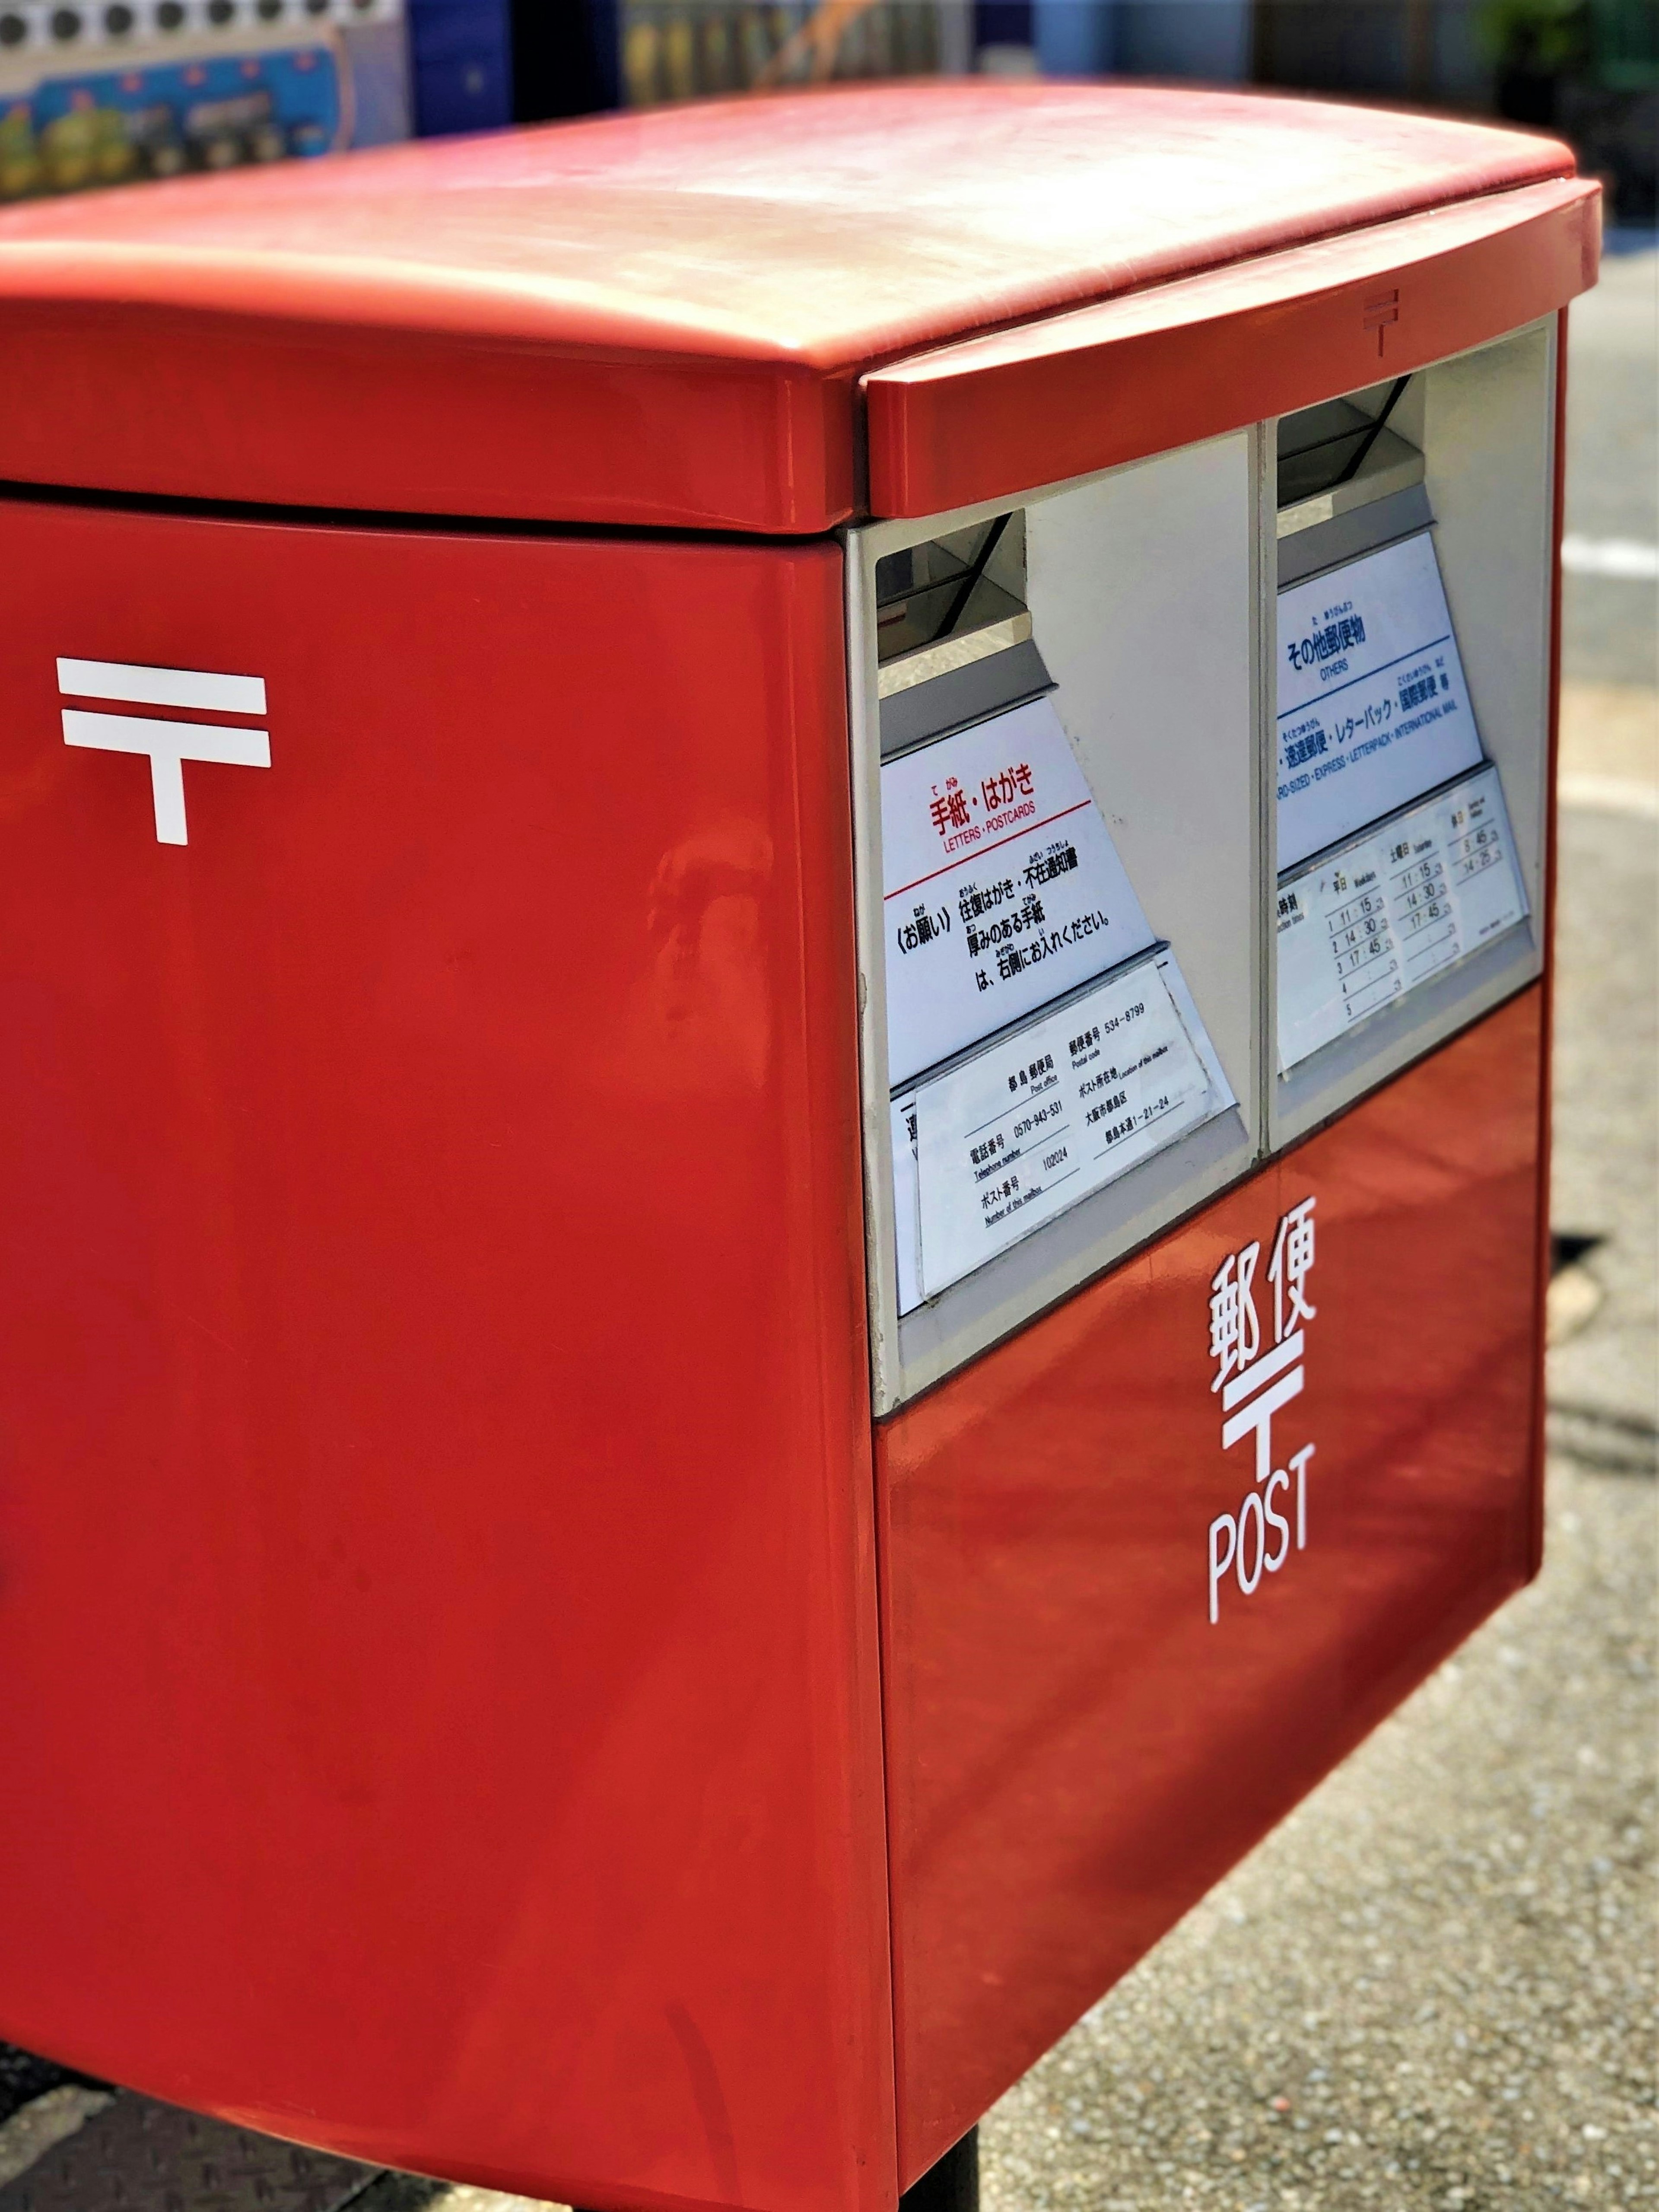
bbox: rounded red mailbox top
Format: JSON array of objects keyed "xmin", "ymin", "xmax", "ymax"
[{"xmin": 0, "ymin": 82, "xmax": 1589, "ymax": 529}]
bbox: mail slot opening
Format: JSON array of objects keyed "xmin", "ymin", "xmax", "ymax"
[
  {"xmin": 1275, "ymin": 376, "xmax": 1422, "ymax": 519},
  {"xmin": 875, "ymin": 509, "xmax": 1029, "ymax": 690}
]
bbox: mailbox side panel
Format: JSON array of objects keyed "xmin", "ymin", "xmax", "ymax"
[
  {"xmin": 0, "ymin": 499, "xmax": 893, "ymax": 2212},
  {"xmin": 879, "ymin": 987, "xmax": 1546, "ymax": 2180}
]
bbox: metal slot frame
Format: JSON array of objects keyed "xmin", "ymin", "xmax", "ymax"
[
  {"xmin": 1267, "ymin": 318, "xmax": 1557, "ymax": 1150},
  {"xmin": 1277, "ymin": 424, "xmax": 1426, "ymax": 540},
  {"xmin": 849, "ymin": 319, "xmax": 1557, "ymax": 1415},
  {"xmin": 848, "ymin": 432, "xmax": 1265, "ymax": 1414}
]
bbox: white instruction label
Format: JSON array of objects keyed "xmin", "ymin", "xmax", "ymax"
[
  {"xmin": 891, "ymin": 1090, "xmax": 924, "ymax": 1319},
  {"xmin": 1277, "ymin": 532, "xmax": 1484, "ymax": 872},
  {"xmin": 1276, "ymin": 762, "xmax": 1529, "ymax": 1072},
  {"xmin": 893, "ymin": 953, "xmax": 1226, "ymax": 1308},
  {"xmin": 881, "ymin": 696, "xmax": 1156, "ymax": 1087}
]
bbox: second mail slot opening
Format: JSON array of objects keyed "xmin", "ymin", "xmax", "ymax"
[
  {"xmin": 1271, "ymin": 335, "xmax": 1549, "ymax": 1100},
  {"xmin": 1275, "ymin": 377, "xmax": 1423, "ymax": 519}
]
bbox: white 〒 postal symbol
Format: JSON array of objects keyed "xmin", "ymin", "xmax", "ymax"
[
  {"xmin": 1206, "ymin": 1196, "xmax": 1319, "ymax": 1625},
  {"xmin": 58, "ymin": 657, "xmax": 270, "ymax": 845}
]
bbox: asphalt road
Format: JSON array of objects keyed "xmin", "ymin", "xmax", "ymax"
[{"xmin": 0, "ymin": 247, "xmax": 1653, "ymax": 2212}]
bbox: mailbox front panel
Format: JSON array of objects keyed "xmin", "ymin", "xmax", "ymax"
[
  {"xmin": 879, "ymin": 985, "xmax": 1547, "ymax": 2180},
  {"xmin": 0, "ymin": 496, "xmax": 895, "ymax": 2212}
]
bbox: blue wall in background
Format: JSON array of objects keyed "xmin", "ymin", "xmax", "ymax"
[
  {"xmin": 407, "ymin": 0, "xmax": 514, "ymax": 135},
  {"xmin": 975, "ymin": 0, "xmax": 1034, "ymax": 52},
  {"xmin": 1033, "ymin": 0, "xmax": 1251, "ymax": 81},
  {"xmin": 404, "ymin": 0, "xmax": 1253, "ymax": 143},
  {"xmin": 1034, "ymin": 0, "xmax": 1113, "ymax": 75},
  {"xmin": 1114, "ymin": 0, "xmax": 1251, "ymax": 80}
]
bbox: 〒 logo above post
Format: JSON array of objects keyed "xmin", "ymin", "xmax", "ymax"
[
  {"xmin": 58, "ymin": 657, "xmax": 271, "ymax": 846},
  {"xmin": 1206, "ymin": 1196, "xmax": 1319, "ymax": 1625}
]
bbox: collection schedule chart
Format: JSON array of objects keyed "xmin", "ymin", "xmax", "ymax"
[
  {"xmin": 1276, "ymin": 763, "xmax": 1529, "ymax": 1071},
  {"xmin": 1277, "ymin": 530, "xmax": 1485, "ymax": 872},
  {"xmin": 890, "ymin": 952, "xmax": 1230, "ymax": 1308}
]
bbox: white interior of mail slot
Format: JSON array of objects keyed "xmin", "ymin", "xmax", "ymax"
[
  {"xmin": 849, "ymin": 434, "xmax": 1264, "ymax": 1415},
  {"xmin": 1268, "ymin": 321, "xmax": 1556, "ymax": 1148}
]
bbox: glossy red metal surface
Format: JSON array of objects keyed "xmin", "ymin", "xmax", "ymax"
[
  {"xmin": 0, "ymin": 84, "xmax": 1575, "ymax": 527},
  {"xmin": 877, "ymin": 987, "xmax": 1548, "ymax": 2184},
  {"xmin": 0, "ymin": 496, "xmax": 894, "ymax": 2212},
  {"xmin": 865, "ymin": 178, "xmax": 1599, "ymax": 519}
]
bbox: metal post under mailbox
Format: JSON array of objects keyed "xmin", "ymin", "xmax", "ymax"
[{"xmin": 0, "ymin": 81, "xmax": 1597, "ymax": 2212}]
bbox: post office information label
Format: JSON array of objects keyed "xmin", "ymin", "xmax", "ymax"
[
  {"xmin": 891, "ymin": 953, "xmax": 1229, "ymax": 1309},
  {"xmin": 1276, "ymin": 762, "xmax": 1529, "ymax": 1070},
  {"xmin": 1277, "ymin": 532, "xmax": 1484, "ymax": 872},
  {"xmin": 881, "ymin": 696, "xmax": 1155, "ymax": 1087}
]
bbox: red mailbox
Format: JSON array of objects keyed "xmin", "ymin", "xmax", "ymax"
[{"xmin": 0, "ymin": 82, "xmax": 1596, "ymax": 2212}]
